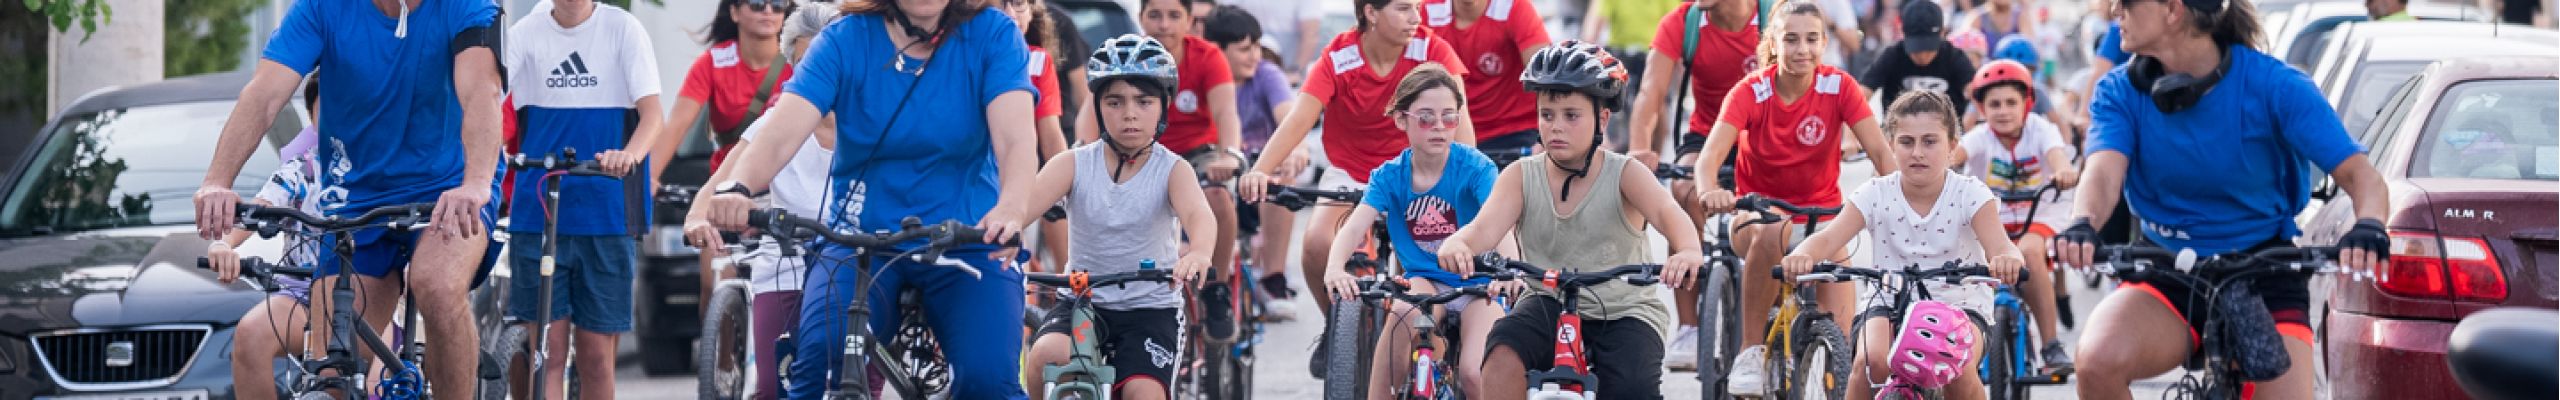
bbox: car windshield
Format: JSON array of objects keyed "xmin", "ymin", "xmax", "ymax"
[
  {"xmin": 2413, "ymin": 79, "xmax": 2559, "ymax": 181},
  {"xmin": 0, "ymin": 101, "xmax": 282, "ymax": 236},
  {"xmin": 2342, "ymin": 62, "xmax": 2428, "ymax": 136}
]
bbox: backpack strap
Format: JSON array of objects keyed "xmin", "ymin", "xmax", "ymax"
[{"xmin": 720, "ymin": 51, "xmax": 793, "ymax": 146}]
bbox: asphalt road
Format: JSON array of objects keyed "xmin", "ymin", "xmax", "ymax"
[{"xmin": 606, "ymin": 159, "xmax": 2284, "ymax": 399}]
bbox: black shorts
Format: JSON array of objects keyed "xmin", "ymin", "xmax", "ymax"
[
  {"xmin": 1035, "ymin": 305, "xmax": 1181, "ymax": 389},
  {"xmin": 2118, "ymin": 239, "xmax": 2315, "ymax": 346},
  {"xmin": 1479, "ymin": 129, "xmax": 1542, "ymax": 168},
  {"xmin": 1484, "ymin": 296, "xmax": 1665, "ymax": 399}
]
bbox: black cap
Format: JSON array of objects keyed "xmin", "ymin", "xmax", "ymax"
[{"xmin": 1902, "ymin": 0, "xmax": 1947, "ymax": 53}]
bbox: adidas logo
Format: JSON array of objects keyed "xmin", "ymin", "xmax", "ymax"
[{"xmin": 547, "ymin": 52, "xmax": 602, "ymax": 88}]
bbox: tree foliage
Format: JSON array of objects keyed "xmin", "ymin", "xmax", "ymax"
[
  {"xmin": 165, "ymin": 0, "xmax": 260, "ymax": 77},
  {"xmin": 24, "ymin": 0, "xmax": 110, "ymax": 41}
]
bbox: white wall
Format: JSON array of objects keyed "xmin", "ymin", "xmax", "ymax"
[{"xmin": 48, "ymin": 0, "xmax": 164, "ymax": 115}]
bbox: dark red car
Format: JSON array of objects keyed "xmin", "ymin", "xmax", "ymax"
[{"xmin": 2300, "ymin": 55, "xmax": 2559, "ymax": 400}]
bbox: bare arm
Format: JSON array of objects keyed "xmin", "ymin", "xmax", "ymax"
[
  {"xmin": 2330, "ymin": 154, "xmax": 2390, "ymax": 221},
  {"xmin": 1447, "ymin": 164, "xmax": 1529, "ymax": 253},
  {"xmin": 1630, "ymin": 51, "xmax": 1683, "ymax": 164},
  {"xmin": 1018, "ymin": 151, "xmax": 1081, "ymax": 222},
  {"xmin": 1970, "ymin": 199, "xmax": 2027, "ymax": 282},
  {"xmin": 1036, "ymin": 116, "xmax": 1068, "ymax": 160},
  {"xmin": 1073, "ymin": 96, "xmax": 1099, "ymax": 144},
  {"xmin": 1241, "ymin": 93, "xmax": 1328, "ymax": 201},
  {"xmin": 1788, "ymin": 202, "xmax": 1870, "ymax": 259},
  {"xmin": 1847, "ymin": 116, "xmax": 1894, "ymax": 175},
  {"xmin": 1166, "ymin": 160, "xmax": 1221, "ymax": 281},
  {"xmin": 202, "ymin": 62, "xmax": 303, "ymax": 189},
  {"xmin": 1621, "ymin": 158, "xmax": 1703, "ymax": 253},
  {"xmin": 1581, "ymin": 0, "xmax": 1608, "ymax": 42},
  {"xmin": 716, "ymin": 96, "xmax": 826, "ymax": 191},
  {"xmin": 622, "ymin": 95, "xmax": 669, "ymax": 157},
  {"xmin": 1327, "ymin": 205, "xmax": 1386, "ymax": 274},
  {"xmin": 2043, "ymin": 146, "xmax": 2081, "ymax": 189},
  {"xmin": 1293, "ymin": 19, "xmax": 1324, "ymax": 74},
  {"xmin": 985, "ymin": 91, "xmax": 1043, "ymax": 220},
  {"xmin": 1691, "ymin": 121, "xmax": 1743, "ymax": 190},
  {"xmin": 2070, "ymin": 151, "xmax": 2127, "ymax": 228}
]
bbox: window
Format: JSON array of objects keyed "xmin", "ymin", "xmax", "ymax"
[
  {"xmin": 0, "ymin": 101, "xmax": 286, "ymax": 236},
  {"xmin": 2411, "ymin": 79, "xmax": 2560, "ymax": 181}
]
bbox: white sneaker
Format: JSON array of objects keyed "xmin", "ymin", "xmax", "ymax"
[
  {"xmin": 1726, "ymin": 345, "xmax": 1769, "ymax": 396},
  {"xmin": 1260, "ymin": 300, "xmax": 1299, "ymax": 322},
  {"xmin": 1665, "ymin": 326, "xmax": 1699, "ymax": 371}
]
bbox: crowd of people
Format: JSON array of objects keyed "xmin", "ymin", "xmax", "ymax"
[{"xmin": 188, "ymin": 0, "xmax": 2430, "ymax": 398}]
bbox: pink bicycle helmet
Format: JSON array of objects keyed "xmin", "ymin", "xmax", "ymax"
[
  {"xmin": 1887, "ymin": 300, "xmax": 1977, "ymax": 388},
  {"xmin": 1949, "ymin": 30, "xmax": 1990, "ymax": 56}
]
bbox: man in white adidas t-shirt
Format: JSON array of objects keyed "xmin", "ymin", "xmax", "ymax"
[{"xmin": 500, "ymin": 0, "xmax": 666, "ymax": 398}]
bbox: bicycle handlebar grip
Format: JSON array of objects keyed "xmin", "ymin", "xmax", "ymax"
[
  {"xmin": 746, "ymin": 209, "xmax": 779, "ymax": 231},
  {"xmin": 1771, "ymin": 262, "xmax": 1842, "ymax": 280}
]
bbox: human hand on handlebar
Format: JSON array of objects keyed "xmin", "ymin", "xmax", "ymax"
[
  {"xmin": 1437, "ymin": 242, "xmax": 1479, "ymax": 277},
  {"xmin": 2053, "ymin": 218, "xmax": 2102, "ymax": 270},
  {"xmin": 1698, "ymin": 187, "xmax": 1737, "ymax": 215},
  {"xmin": 193, "ymin": 186, "xmax": 240, "ymax": 240},
  {"xmin": 596, "ymin": 149, "xmax": 646, "ymax": 177},
  {"xmin": 1238, "ymin": 170, "xmax": 1272, "ymax": 203},
  {"xmin": 1989, "ymin": 253, "xmax": 2025, "ymax": 284},
  {"xmin": 2337, "ymin": 218, "xmax": 2390, "ymax": 276},
  {"xmin": 703, "ymin": 193, "xmax": 757, "ymax": 232},
  {"xmin": 1323, "ymin": 266, "xmax": 1361, "ymax": 301},
  {"xmin": 1174, "ymin": 251, "xmax": 1214, "ymax": 286},
  {"xmin": 683, "ymin": 214, "xmax": 729, "ymax": 257},
  {"xmin": 1781, "ymin": 254, "xmax": 1822, "ymax": 279},
  {"xmin": 206, "ymin": 242, "xmax": 242, "ymax": 284},
  {"xmin": 976, "ymin": 204, "xmax": 1031, "ymax": 246},
  {"xmin": 1666, "ymin": 249, "xmax": 1704, "ymax": 289}
]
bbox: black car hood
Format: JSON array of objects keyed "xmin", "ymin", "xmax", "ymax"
[{"xmin": 0, "ymin": 226, "xmax": 265, "ymax": 337}]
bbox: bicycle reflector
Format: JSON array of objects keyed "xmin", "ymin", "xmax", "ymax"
[{"xmin": 2382, "ymin": 232, "xmax": 2508, "ymax": 302}]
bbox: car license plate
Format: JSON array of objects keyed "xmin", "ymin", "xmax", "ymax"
[{"xmin": 39, "ymin": 390, "xmax": 209, "ymax": 400}]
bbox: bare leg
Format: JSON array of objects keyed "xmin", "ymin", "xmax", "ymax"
[
  {"xmin": 1455, "ymin": 298, "xmax": 1501, "ymax": 399},
  {"xmin": 231, "ymin": 297, "xmax": 310, "ymax": 399},
  {"xmin": 1038, "ymin": 218, "xmax": 1071, "ymax": 273},
  {"xmin": 1023, "ymin": 333, "xmax": 1073, "ymax": 400},
  {"xmin": 1122, "ymin": 377, "xmax": 1169, "ymax": 400},
  {"xmin": 2254, "ymin": 336, "xmax": 2321, "ymax": 399},
  {"xmin": 1254, "ymin": 203, "xmax": 1295, "ymax": 286},
  {"xmin": 1479, "ymin": 345, "xmax": 1528, "ymax": 400},
  {"xmin": 1737, "ymin": 219, "xmax": 1788, "ymax": 347},
  {"xmin": 2072, "ymin": 288, "xmax": 2195, "ymax": 400},
  {"xmin": 1845, "ymin": 317, "xmax": 1894, "ymax": 400},
  {"xmin": 408, "ymin": 232, "xmax": 488, "ymax": 398},
  {"xmin": 1944, "ymin": 321, "xmax": 1992, "ymax": 400},
  {"xmin": 1207, "ymin": 188, "xmax": 1241, "ymax": 280},
  {"xmin": 573, "ymin": 329, "xmax": 618, "ymax": 400},
  {"xmin": 1669, "ymin": 171, "xmax": 1707, "ymax": 329},
  {"xmin": 1301, "ymin": 204, "xmax": 1353, "ymax": 313},
  {"xmin": 527, "ymin": 320, "xmax": 575, "ymax": 400},
  {"xmin": 2018, "ymin": 235, "xmax": 2063, "ymax": 345}
]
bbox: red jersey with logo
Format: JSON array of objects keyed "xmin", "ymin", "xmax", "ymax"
[
  {"xmin": 1716, "ymin": 66, "xmax": 1872, "ymax": 208},
  {"xmin": 1030, "ymin": 45, "xmax": 1063, "ymax": 118},
  {"xmin": 1301, "ymin": 31, "xmax": 1469, "ymax": 183},
  {"xmin": 1420, "ymin": 0, "xmax": 1549, "ymax": 139},
  {"xmin": 1653, "ymin": 3, "xmax": 1761, "ymax": 136},
  {"xmin": 1162, "ymin": 36, "xmax": 1236, "ymax": 153},
  {"xmin": 680, "ymin": 41, "xmax": 793, "ymax": 172}
]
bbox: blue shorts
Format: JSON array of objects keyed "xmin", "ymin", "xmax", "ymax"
[
  {"xmin": 310, "ymin": 200, "xmax": 503, "ymax": 288},
  {"xmin": 506, "ymin": 234, "xmax": 638, "ymax": 333}
]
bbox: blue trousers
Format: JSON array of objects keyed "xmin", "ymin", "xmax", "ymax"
[{"xmin": 785, "ymin": 246, "xmax": 1027, "ymax": 400}]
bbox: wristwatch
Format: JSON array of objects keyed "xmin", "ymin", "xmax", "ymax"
[{"xmin": 712, "ymin": 181, "xmax": 763, "ymax": 197}]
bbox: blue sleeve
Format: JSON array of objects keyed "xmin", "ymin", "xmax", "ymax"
[
  {"xmin": 259, "ymin": 0, "xmax": 327, "ymax": 74},
  {"xmin": 1363, "ymin": 164, "xmax": 1401, "ymax": 212},
  {"xmin": 456, "ymin": 0, "xmax": 500, "ymax": 31},
  {"xmin": 1467, "ymin": 155, "xmax": 1498, "ymax": 202},
  {"xmin": 972, "ymin": 11, "xmax": 1035, "ymax": 107},
  {"xmin": 2097, "ymin": 24, "xmax": 2130, "ymax": 65},
  {"xmin": 786, "ymin": 21, "xmax": 856, "ymax": 111},
  {"xmin": 2266, "ymin": 67, "xmax": 2365, "ymax": 172},
  {"xmin": 2086, "ymin": 72, "xmax": 2137, "ymax": 158}
]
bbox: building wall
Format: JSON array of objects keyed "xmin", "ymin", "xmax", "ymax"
[{"xmin": 47, "ymin": 0, "xmax": 163, "ymax": 116}]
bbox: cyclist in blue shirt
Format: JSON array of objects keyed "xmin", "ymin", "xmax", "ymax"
[
  {"xmin": 2052, "ymin": 0, "xmax": 2391, "ymax": 398},
  {"xmin": 694, "ymin": 0, "xmax": 1043, "ymax": 398},
  {"xmin": 193, "ymin": 0, "xmax": 507, "ymax": 395},
  {"xmin": 1316, "ymin": 63, "xmax": 1512, "ymax": 399}
]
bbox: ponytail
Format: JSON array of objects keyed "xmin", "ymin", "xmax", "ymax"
[{"xmin": 2184, "ymin": 0, "xmax": 2265, "ymax": 49}]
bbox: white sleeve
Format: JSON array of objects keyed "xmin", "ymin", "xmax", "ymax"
[
  {"xmin": 621, "ymin": 13, "xmax": 665, "ymax": 101},
  {"xmin": 1845, "ymin": 177, "xmax": 1892, "ymax": 221},
  {"xmin": 253, "ymin": 158, "xmax": 308, "ymax": 207},
  {"xmin": 2027, "ymin": 116, "xmax": 2070, "ymax": 155}
]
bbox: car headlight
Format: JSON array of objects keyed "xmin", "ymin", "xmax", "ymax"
[{"xmin": 638, "ymin": 226, "xmax": 700, "ymax": 257}]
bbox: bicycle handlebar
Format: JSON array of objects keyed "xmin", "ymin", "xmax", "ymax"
[
  {"xmin": 1775, "ymin": 261, "xmax": 2020, "ymax": 284},
  {"xmin": 1995, "ymin": 184, "xmax": 2061, "ymax": 204},
  {"xmin": 1266, "ymin": 184, "xmax": 1365, "ymax": 212},
  {"xmin": 655, "ymin": 185, "xmax": 700, "ymax": 206},
  {"xmin": 2091, "ymin": 246, "xmax": 2342, "ymax": 282},
  {"xmin": 1473, "ymin": 257, "xmax": 1666, "ymax": 288},
  {"xmin": 1729, "ymin": 194, "xmax": 1843, "ymax": 228},
  {"xmin": 1654, "ymin": 163, "xmax": 1695, "ymax": 180},
  {"xmin": 1025, "ymin": 268, "xmax": 1176, "ymax": 292},
  {"xmin": 1355, "ymin": 275, "xmax": 1498, "ymax": 306},
  {"xmin": 233, "ymin": 203, "xmax": 437, "ymax": 234},
  {"xmin": 503, "ymin": 150, "xmax": 617, "ymax": 178},
  {"xmin": 742, "ymin": 209, "xmax": 1014, "ymax": 278},
  {"xmin": 196, "ymin": 256, "xmax": 315, "ymax": 290}
]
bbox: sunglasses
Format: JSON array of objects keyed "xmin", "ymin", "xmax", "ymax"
[
  {"xmin": 741, "ymin": 0, "xmax": 793, "ymax": 14},
  {"xmin": 1401, "ymin": 110, "xmax": 1463, "ymax": 129}
]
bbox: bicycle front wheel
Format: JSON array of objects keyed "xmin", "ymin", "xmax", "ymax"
[
  {"xmin": 699, "ymin": 285, "xmax": 751, "ymax": 400},
  {"xmin": 1788, "ymin": 318, "xmax": 1851, "ymax": 400},
  {"xmin": 1320, "ymin": 299, "xmax": 1374, "ymax": 400},
  {"xmin": 1699, "ymin": 262, "xmax": 1743, "ymax": 398}
]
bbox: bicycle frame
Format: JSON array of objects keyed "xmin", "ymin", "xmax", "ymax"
[
  {"xmin": 227, "ymin": 204, "xmax": 439, "ymax": 400},
  {"xmin": 1036, "ymin": 288, "xmax": 1116, "ymax": 400}
]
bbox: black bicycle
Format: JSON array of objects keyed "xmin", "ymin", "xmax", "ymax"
[
  {"xmin": 1324, "ymin": 272, "xmax": 1496, "ymax": 400},
  {"xmin": 494, "ymin": 149, "xmax": 630, "ymax": 400},
  {"xmin": 203, "ymin": 203, "xmax": 512, "ymax": 400},
  {"xmin": 2088, "ymin": 245, "xmax": 2344, "ymax": 400},
  {"xmin": 744, "ymin": 209, "xmax": 1008, "ymax": 400}
]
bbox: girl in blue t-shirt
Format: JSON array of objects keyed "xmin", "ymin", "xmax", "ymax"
[
  {"xmin": 1316, "ymin": 64, "xmax": 1513, "ymax": 399},
  {"xmin": 696, "ymin": 0, "xmax": 1045, "ymax": 398}
]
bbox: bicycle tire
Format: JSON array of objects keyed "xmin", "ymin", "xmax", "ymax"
[
  {"xmin": 1321, "ymin": 299, "xmax": 1373, "ymax": 400},
  {"xmin": 699, "ymin": 285, "xmax": 752, "ymax": 400},
  {"xmin": 1699, "ymin": 263, "xmax": 1742, "ymax": 399},
  {"xmin": 1788, "ymin": 318, "xmax": 1851, "ymax": 400},
  {"xmin": 1986, "ymin": 306, "xmax": 2022, "ymax": 400},
  {"xmin": 483, "ymin": 324, "xmax": 527, "ymax": 400}
]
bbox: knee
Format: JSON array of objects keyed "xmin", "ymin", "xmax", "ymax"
[
  {"xmin": 1027, "ymin": 335, "xmax": 1072, "ymax": 366},
  {"xmin": 2072, "ymin": 341, "xmax": 2133, "ymax": 381}
]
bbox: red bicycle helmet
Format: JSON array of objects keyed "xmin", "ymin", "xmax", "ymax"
[{"xmin": 1967, "ymin": 59, "xmax": 2037, "ymax": 108}]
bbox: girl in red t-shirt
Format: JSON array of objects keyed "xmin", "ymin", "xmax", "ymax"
[
  {"xmin": 1687, "ymin": 2, "xmax": 1897, "ymax": 394},
  {"xmin": 1237, "ymin": 0, "xmax": 1469, "ymax": 316},
  {"xmin": 1417, "ymin": 0, "xmax": 1550, "ymax": 154},
  {"xmin": 658, "ymin": 0, "xmax": 794, "ymax": 177}
]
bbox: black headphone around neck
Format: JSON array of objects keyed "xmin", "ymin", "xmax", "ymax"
[{"xmin": 2125, "ymin": 48, "xmax": 2232, "ymax": 114}]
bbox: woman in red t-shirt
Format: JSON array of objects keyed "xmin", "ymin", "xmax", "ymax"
[
  {"xmin": 653, "ymin": 0, "xmax": 792, "ymax": 316},
  {"xmin": 1237, "ymin": 0, "xmax": 1468, "ymax": 316},
  {"xmin": 1687, "ymin": 2, "xmax": 1897, "ymax": 393},
  {"xmin": 1417, "ymin": 0, "xmax": 1549, "ymax": 157},
  {"xmin": 657, "ymin": 0, "xmax": 794, "ymax": 177},
  {"xmin": 1001, "ymin": 0, "xmax": 1075, "ymax": 273}
]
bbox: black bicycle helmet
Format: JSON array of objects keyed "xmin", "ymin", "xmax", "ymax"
[
  {"xmin": 1086, "ymin": 34, "xmax": 1179, "ymax": 97},
  {"xmin": 1519, "ymin": 40, "xmax": 1630, "ymax": 111}
]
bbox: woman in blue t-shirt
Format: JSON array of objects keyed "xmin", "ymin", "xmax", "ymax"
[
  {"xmin": 1315, "ymin": 64, "xmax": 1512, "ymax": 399},
  {"xmin": 696, "ymin": 0, "xmax": 1044, "ymax": 398},
  {"xmin": 2051, "ymin": 0, "xmax": 2391, "ymax": 398}
]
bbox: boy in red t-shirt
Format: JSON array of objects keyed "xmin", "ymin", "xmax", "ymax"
[
  {"xmin": 1418, "ymin": 0, "xmax": 1550, "ymax": 159},
  {"xmin": 1688, "ymin": 2, "xmax": 1896, "ymax": 395}
]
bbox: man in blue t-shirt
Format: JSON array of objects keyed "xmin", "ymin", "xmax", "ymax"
[
  {"xmin": 500, "ymin": 0, "xmax": 666, "ymax": 398},
  {"xmin": 193, "ymin": 0, "xmax": 507, "ymax": 396}
]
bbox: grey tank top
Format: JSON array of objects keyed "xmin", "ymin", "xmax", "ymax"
[
  {"xmin": 1068, "ymin": 142, "xmax": 1183, "ymax": 310},
  {"xmin": 1517, "ymin": 151, "xmax": 1670, "ymax": 334}
]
